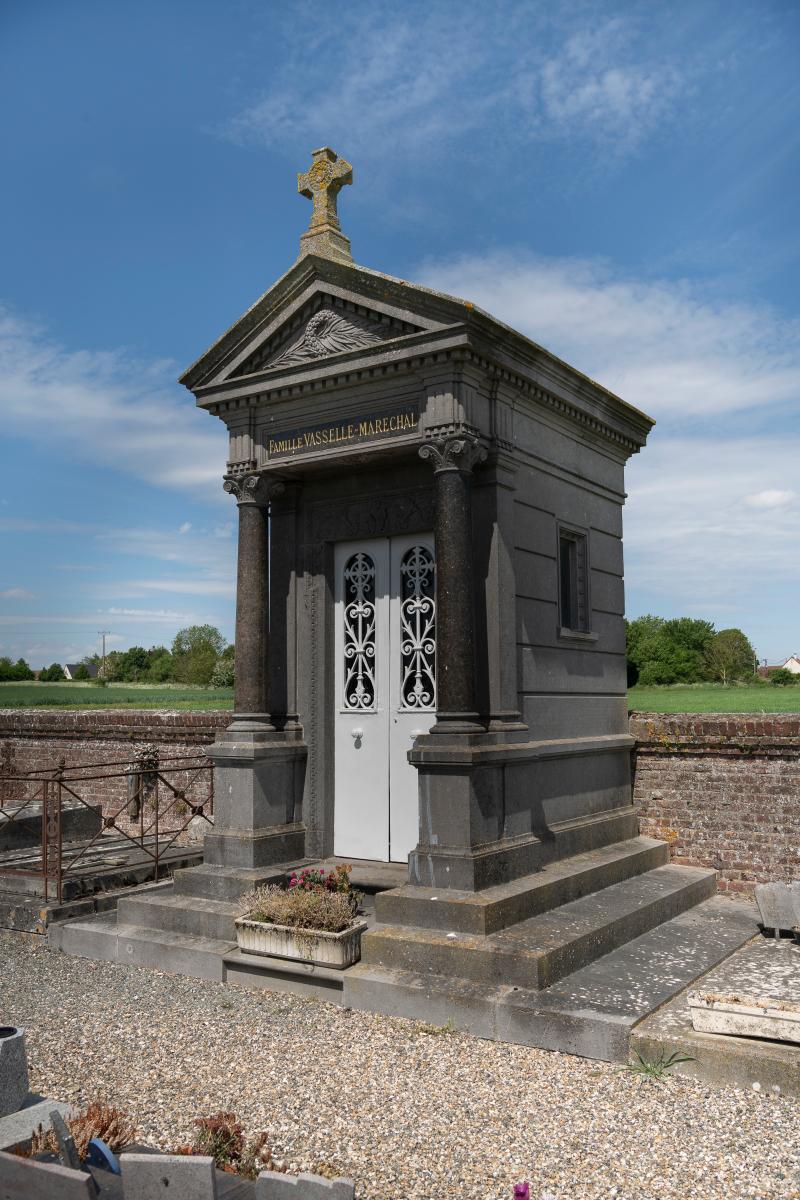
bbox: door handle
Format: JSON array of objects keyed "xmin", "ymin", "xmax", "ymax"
[{"xmin": 350, "ymin": 728, "xmax": 364, "ymax": 740}]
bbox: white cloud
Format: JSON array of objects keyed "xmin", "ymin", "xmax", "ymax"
[
  {"xmin": 0, "ymin": 307, "xmax": 227, "ymax": 496},
  {"xmin": 0, "ymin": 587, "xmax": 34, "ymax": 600},
  {"xmin": 178, "ymin": 521, "xmax": 192, "ymax": 534},
  {"xmin": 0, "ymin": 610, "xmax": 197, "ymax": 628},
  {"xmin": 744, "ymin": 489, "xmax": 796, "ymax": 510},
  {"xmin": 420, "ymin": 249, "xmax": 799, "ymax": 657},
  {"xmin": 536, "ymin": 23, "xmax": 682, "ymax": 150},
  {"xmin": 418, "ymin": 251, "xmax": 800, "ymax": 420},
  {"xmin": 104, "ymin": 607, "xmax": 198, "ymax": 621},
  {"xmin": 224, "ymin": 11, "xmax": 687, "ymax": 165},
  {"xmin": 116, "ymin": 579, "xmax": 235, "ymax": 598}
]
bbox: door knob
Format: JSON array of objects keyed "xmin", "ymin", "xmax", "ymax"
[{"xmin": 350, "ymin": 728, "xmax": 364, "ymax": 740}]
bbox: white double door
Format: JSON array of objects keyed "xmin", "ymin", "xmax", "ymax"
[{"xmin": 334, "ymin": 534, "xmax": 437, "ymax": 863}]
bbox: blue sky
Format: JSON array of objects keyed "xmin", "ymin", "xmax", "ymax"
[{"xmin": 1, "ymin": 0, "xmax": 798, "ymax": 668}]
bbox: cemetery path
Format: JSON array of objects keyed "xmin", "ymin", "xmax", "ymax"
[{"xmin": 1, "ymin": 930, "xmax": 798, "ymax": 1200}]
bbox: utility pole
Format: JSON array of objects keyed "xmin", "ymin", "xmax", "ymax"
[{"xmin": 98, "ymin": 630, "xmax": 111, "ymax": 678}]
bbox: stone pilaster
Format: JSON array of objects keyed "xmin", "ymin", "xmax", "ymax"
[{"xmin": 418, "ymin": 432, "xmax": 488, "ymax": 733}]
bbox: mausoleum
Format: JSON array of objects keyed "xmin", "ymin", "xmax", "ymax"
[
  {"xmin": 57, "ymin": 151, "xmax": 759, "ymax": 1057},
  {"xmin": 181, "ymin": 147, "xmax": 653, "ymax": 889}
]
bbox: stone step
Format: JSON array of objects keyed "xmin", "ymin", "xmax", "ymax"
[
  {"xmin": 172, "ymin": 863, "xmax": 288, "ymax": 903},
  {"xmin": 376, "ymin": 836, "xmax": 668, "ymax": 935},
  {"xmin": 116, "ymin": 887, "xmax": 241, "ymax": 941},
  {"xmin": 344, "ymin": 896, "xmax": 759, "ymax": 1061},
  {"xmin": 55, "ymin": 912, "xmax": 233, "ymax": 981},
  {"xmin": 362, "ymin": 864, "xmax": 717, "ymax": 990}
]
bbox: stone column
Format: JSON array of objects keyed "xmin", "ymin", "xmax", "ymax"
[
  {"xmin": 223, "ymin": 472, "xmax": 283, "ymax": 726},
  {"xmin": 203, "ymin": 471, "xmax": 307, "ymax": 870},
  {"xmin": 419, "ymin": 433, "xmax": 488, "ymax": 733}
]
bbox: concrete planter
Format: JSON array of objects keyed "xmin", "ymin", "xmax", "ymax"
[
  {"xmin": 235, "ymin": 917, "xmax": 368, "ymax": 968},
  {"xmin": 688, "ymin": 992, "xmax": 800, "ymax": 1045},
  {"xmin": 0, "ymin": 1026, "xmax": 29, "ymax": 1117}
]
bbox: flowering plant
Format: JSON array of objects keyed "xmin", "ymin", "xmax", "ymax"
[{"xmin": 288, "ymin": 863, "xmax": 359, "ymax": 899}]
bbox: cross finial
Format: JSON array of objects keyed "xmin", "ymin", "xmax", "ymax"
[{"xmin": 297, "ymin": 147, "xmax": 353, "ymax": 262}]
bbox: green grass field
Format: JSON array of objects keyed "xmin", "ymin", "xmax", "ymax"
[
  {"xmin": 628, "ymin": 683, "xmax": 800, "ymax": 713},
  {"xmin": 0, "ymin": 681, "xmax": 234, "ymax": 710},
  {"xmin": 2, "ymin": 681, "xmax": 798, "ymax": 714}
]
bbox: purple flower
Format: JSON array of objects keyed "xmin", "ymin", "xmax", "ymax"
[{"xmin": 513, "ymin": 1185, "xmax": 530, "ymax": 1200}]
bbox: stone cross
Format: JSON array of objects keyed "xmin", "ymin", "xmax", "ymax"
[{"xmin": 297, "ymin": 147, "xmax": 353, "ymax": 262}]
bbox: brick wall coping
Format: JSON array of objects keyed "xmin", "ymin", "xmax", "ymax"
[
  {"xmin": 0, "ymin": 709, "xmax": 229, "ymax": 744},
  {"xmin": 630, "ymin": 712, "xmax": 800, "ymax": 755}
]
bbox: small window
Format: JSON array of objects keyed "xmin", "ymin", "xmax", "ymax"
[{"xmin": 558, "ymin": 528, "xmax": 590, "ymax": 634}]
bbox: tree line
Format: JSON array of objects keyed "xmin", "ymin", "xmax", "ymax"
[
  {"xmin": 0, "ymin": 625, "xmax": 235, "ymax": 688},
  {"xmin": 626, "ymin": 616, "xmax": 790, "ymax": 686}
]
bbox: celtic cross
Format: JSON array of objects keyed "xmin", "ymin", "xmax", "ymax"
[{"xmin": 297, "ymin": 147, "xmax": 354, "ymax": 262}]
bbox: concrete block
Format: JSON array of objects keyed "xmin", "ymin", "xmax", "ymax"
[
  {"xmin": 0, "ymin": 1099, "xmax": 70, "ymax": 1151},
  {"xmin": 0, "ymin": 1149, "xmax": 94, "ymax": 1198},
  {"xmin": 256, "ymin": 1170, "xmax": 354, "ymax": 1198},
  {"xmin": 755, "ymin": 882, "xmax": 800, "ymax": 934},
  {"xmin": 0, "ymin": 1028, "xmax": 28, "ymax": 1119},
  {"xmin": 120, "ymin": 1152, "xmax": 217, "ymax": 1198}
]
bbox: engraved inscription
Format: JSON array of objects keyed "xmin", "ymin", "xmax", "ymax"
[{"xmin": 266, "ymin": 408, "xmax": 419, "ymax": 459}]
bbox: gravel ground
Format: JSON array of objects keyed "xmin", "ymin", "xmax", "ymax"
[{"xmin": 1, "ymin": 930, "xmax": 797, "ymax": 1200}]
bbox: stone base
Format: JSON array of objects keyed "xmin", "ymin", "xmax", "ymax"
[
  {"xmin": 206, "ymin": 725, "xmax": 307, "ymax": 870},
  {"xmin": 203, "ymin": 824, "xmax": 306, "ymax": 869},
  {"xmin": 409, "ymin": 731, "xmax": 636, "ymax": 891}
]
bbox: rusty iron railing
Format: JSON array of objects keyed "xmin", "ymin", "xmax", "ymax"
[{"xmin": 0, "ymin": 753, "xmax": 213, "ymax": 903}]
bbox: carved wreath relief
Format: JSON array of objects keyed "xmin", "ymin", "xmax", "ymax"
[
  {"xmin": 342, "ymin": 552, "xmax": 377, "ymax": 711},
  {"xmin": 399, "ymin": 545, "xmax": 437, "ymax": 711}
]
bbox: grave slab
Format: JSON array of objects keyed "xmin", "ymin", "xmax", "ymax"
[{"xmin": 631, "ymin": 936, "xmax": 800, "ymax": 1096}]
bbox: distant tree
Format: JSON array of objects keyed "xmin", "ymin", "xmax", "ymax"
[
  {"xmin": 116, "ymin": 646, "xmax": 150, "ymax": 682},
  {"xmin": 704, "ymin": 628, "xmax": 756, "ymax": 685},
  {"xmin": 0, "ymin": 656, "xmax": 34, "ymax": 681},
  {"xmin": 627, "ymin": 616, "xmax": 715, "ymax": 686},
  {"xmin": 625, "ymin": 615, "xmax": 663, "ymax": 686},
  {"xmin": 98, "ymin": 651, "xmax": 121, "ymax": 681},
  {"xmin": 210, "ymin": 655, "xmax": 235, "ymax": 688},
  {"xmin": 147, "ymin": 647, "xmax": 173, "ymax": 683},
  {"xmin": 770, "ymin": 668, "xmax": 798, "ymax": 687},
  {"xmin": 40, "ymin": 663, "xmax": 66, "ymax": 682},
  {"xmin": 171, "ymin": 625, "xmax": 227, "ymax": 686},
  {"xmin": 72, "ymin": 663, "xmax": 91, "ymax": 681}
]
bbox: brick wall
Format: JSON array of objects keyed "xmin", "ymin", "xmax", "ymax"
[
  {"xmin": 0, "ymin": 710, "xmax": 228, "ymax": 834},
  {"xmin": 631, "ymin": 713, "xmax": 800, "ymax": 893},
  {"xmin": 2, "ymin": 709, "xmax": 798, "ymax": 892}
]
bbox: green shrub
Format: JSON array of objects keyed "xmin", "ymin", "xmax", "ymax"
[{"xmin": 770, "ymin": 668, "xmax": 798, "ymax": 686}]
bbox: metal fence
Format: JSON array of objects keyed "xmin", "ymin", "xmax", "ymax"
[{"xmin": 0, "ymin": 752, "xmax": 213, "ymax": 903}]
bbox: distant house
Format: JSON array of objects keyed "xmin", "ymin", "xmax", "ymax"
[
  {"xmin": 63, "ymin": 662, "xmax": 98, "ymax": 680},
  {"xmin": 758, "ymin": 654, "xmax": 800, "ymax": 678}
]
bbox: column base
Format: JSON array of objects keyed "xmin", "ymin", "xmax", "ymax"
[
  {"xmin": 204, "ymin": 824, "xmax": 306, "ymax": 870},
  {"xmin": 409, "ymin": 832, "xmax": 543, "ymax": 891},
  {"xmin": 206, "ymin": 724, "xmax": 307, "ymax": 870}
]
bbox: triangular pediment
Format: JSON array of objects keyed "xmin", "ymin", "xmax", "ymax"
[
  {"xmin": 228, "ymin": 294, "xmax": 423, "ymax": 380},
  {"xmin": 180, "ymin": 256, "xmax": 464, "ymax": 392}
]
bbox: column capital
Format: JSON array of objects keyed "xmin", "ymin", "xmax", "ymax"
[
  {"xmin": 223, "ymin": 472, "xmax": 285, "ymax": 507},
  {"xmin": 418, "ymin": 431, "xmax": 489, "ymax": 476}
]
